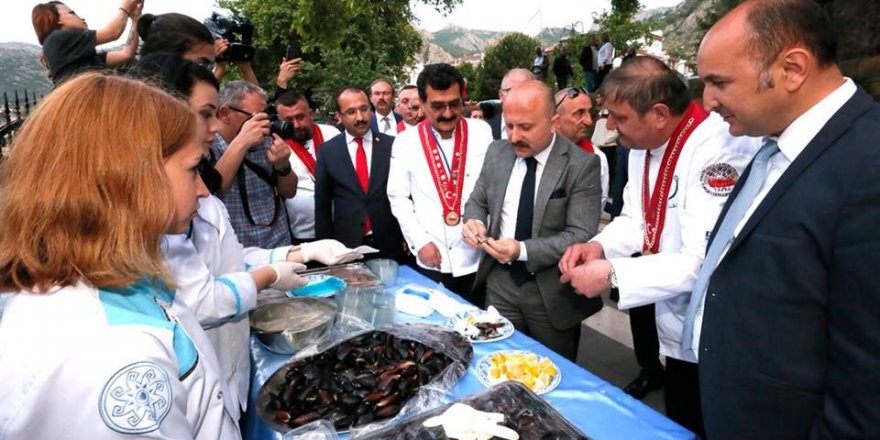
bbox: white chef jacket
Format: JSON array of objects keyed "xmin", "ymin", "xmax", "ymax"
[
  {"xmin": 592, "ymin": 112, "xmax": 761, "ymax": 362},
  {"xmin": 0, "ymin": 281, "xmax": 241, "ymax": 439},
  {"xmin": 388, "ymin": 118, "xmax": 493, "ymax": 276},
  {"xmin": 285, "ymin": 123, "xmax": 340, "ymax": 240},
  {"xmin": 166, "ymin": 195, "xmax": 291, "ymax": 414}
]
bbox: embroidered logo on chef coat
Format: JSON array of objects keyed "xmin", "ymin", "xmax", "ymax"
[
  {"xmin": 99, "ymin": 361, "xmax": 172, "ymax": 434},
  {"xmin": 700, "ymin": 163, "xmax": 739, "ymax": 196}
]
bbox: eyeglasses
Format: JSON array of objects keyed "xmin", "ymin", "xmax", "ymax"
[
  {"xmin": 555, "ymin": 87, "xmax": 588, "ymax": 109},
  {"xmin": 227, "ymin": 106, "xmax": 254, "ymax": 118},
  {"xmin": 428, "ymin": 98, "xmax": 463, "ymax": 113}
]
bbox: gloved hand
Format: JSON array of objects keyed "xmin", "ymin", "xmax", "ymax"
[
  {"xmin": 422, "ymin": 403, "xmax": 519, "ymax": 440},
  {"xmin": 267, "ymin": 261, "xmax": 308, "ymax": 291},
  {"xmin": 297, "ymin": 239, "xmax": 362, "ymax": 266}
]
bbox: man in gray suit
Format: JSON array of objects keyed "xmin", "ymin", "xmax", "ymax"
[{"xmin": 462, "ymin": 80, "xmax": 603, "ymax": 360}]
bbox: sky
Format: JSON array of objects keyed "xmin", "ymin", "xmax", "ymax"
[{"xmin": 1, "ymin": 0, "xmax": 684, "ymax": 47}]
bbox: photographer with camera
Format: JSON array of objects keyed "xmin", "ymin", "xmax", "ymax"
[
  {"xmin": 212, "ymin": 81, "xmax": 297, "ymax": 248},
  {"xmin": 32, "ymin": 0, "xmax": 143, "ymax": 84},
  {"xmin": 204, "ymin": 12, "xmax": 258, "ymax": 85}
]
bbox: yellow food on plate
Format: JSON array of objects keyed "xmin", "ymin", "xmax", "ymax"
[{"xmin": 487, "ymin": 351, "xmax": 557, "ymax": 393}]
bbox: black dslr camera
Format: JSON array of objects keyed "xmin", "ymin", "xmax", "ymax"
[
  {"xmin": 265, "ymin": 106, "xmax": 294, "ymax": 140},
  {"xmin": 204, "ymin": 12, "xmax": 255, "ymax": 63}
]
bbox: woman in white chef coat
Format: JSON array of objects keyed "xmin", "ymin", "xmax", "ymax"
[
  {"xmin": 0, "ymin": 73, "xmax": 240, "ymax": 439},
  {"xmin": 130, "ymin": 53, "xmax": 361, "ymax": 418}
]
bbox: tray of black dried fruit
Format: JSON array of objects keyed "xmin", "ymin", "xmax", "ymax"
[
  {"xmin": 257, "ymin": 323, "xmax": 472, "ymax": 433},
  {"xmin": 353, "ymin": 381, "xmax": 590, "ymax": 440}
]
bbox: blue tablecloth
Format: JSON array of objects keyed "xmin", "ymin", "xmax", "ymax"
[{"xmin": 244, "ymin": 266, "xmax": 696, "ymax": 440}]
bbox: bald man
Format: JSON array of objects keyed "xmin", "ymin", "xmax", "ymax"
[
  {"xmin": 462, "ymin": 80, "xmax": 603, "ymax": 360},
  {"xmin": 689, "ymin": 0, "xmax": 880, "ymax": 438},
  {"xmin": 487, "ymin": 68, "xmax": 535, "ymax": 140}
]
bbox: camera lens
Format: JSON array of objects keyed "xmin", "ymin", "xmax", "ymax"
[{"xmin": 270, "ymin": 120, "xmax": 294, "ymax": 140}]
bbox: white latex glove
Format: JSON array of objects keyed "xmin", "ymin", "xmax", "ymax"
[
  {"xmin": 267, "ymin": 261, "xmax": 308, "ymax": 291},
  {"xmin": 298, "ymin": 239, "xmax": 362, "ymax": 265},
  {"xmin": 423, "ymin": 403, "xmax": 519, "ymax": 440}
]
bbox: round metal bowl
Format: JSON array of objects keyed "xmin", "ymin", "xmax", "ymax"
[{"xmin": 250, "ymin": 297, "xmax": 337, "ymax": 354}]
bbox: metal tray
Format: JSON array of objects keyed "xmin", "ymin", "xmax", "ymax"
[{"xmin": 355, "ymin": 381, "xmax": 590, "ymax": 439}]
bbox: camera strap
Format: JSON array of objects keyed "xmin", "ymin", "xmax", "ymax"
[{"xmin": 237, "ymin": 158, "xmax": 281, "ymax": 226}]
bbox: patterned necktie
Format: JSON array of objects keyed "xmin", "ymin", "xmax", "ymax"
[
  {"xmin": 510, "ymin": 157, "xmax": 538, "ymax": 286},
  {"xmin": 354, "ymin": 137, "xmax": 371, "ymax": 234},
  {"xmin": 681, "ymin": 139, "xmax": 780, "ymax": 353}
]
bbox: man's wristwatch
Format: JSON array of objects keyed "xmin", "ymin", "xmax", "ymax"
[
  {"xmin": 607, "ymin": 264, "xmax": 619, "ymax": 289},
  {"xmin": 275, "ymin": 164, "xmax": 293, "ymax": 176}
]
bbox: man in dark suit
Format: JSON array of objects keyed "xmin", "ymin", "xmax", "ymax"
[
  {"xmin": 462, "ymin": 80, "xmax": 603, "ymax": 361},
  {"xmin": 687, "ymin": 1, "xmax": 880, "ymax": 438},
  {"xmin": 368, "ymin": 78, "xmax": 403, "ymax": 137},
  {"xmin": 487, "ymin": 69, "xmax": 535, "ymax": 140},
  {"xmin": 314, "ymin": 86, "xmax": 406, "ymax": 262}
]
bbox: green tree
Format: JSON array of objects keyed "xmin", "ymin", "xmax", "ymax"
[
  {"xmin": 476, "ymin": 33, "xmax": 541, "ymax": 101},
  {"xmin": 455, "ymin": 62, "xmax": 479, "ymax": 101},
  {"xmin": 593, "ymin": 0, "xmax": 651, "ymax": 56},
  {"xmin": 218, "ymin": 0, "xmax": 461, "ymax": 111}
]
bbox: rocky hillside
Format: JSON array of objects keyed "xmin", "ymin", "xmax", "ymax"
[
  {"xmin": 0, "ymin": 43, "xmax": 52, "ymax": 100},
  {"xmin": 651, "ymin": 0, "xmax": 720, "ymax": 62},
  {"xmin": 421, "ymin": 25, "xmax": 573, "ymax": 64}
]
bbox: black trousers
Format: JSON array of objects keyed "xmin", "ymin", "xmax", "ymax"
[
  {"xmin": 630, "ymin": 303, "xmax": 664, "ymax": 378},
  {"xmin": 413, "ymin": 266, "xmax": 481, "ymax": 308},
  {"xmin": 665, "ymin": 357, "xmax": 706, "ymax": 439}
]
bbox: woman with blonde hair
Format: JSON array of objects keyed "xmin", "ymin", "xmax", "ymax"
[{"xmin": 0, "ymin": 73, "xmax": 240, "ymax": 439}]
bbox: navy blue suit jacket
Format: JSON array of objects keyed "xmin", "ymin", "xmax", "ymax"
[
  {"xmin": 313, "ymin": 131, "xmax": 405, "ymax": 261},
  {"xmin": 699, "ymin": 88, "xmax": 880, "ymax": 439}
]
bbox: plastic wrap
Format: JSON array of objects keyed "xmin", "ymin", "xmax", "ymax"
[
  {"xmin": 255, "ymin": 323, "xmax": 472, "ymax": 436},
  {"xmin": 280, "ymin": 420, "xmax": 339, "ymax": 440},
  {"xmin": 355, "ymin": 381, "xmax": 591, "ymax": 439}
]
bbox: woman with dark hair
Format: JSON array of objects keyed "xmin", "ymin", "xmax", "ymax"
[
  {"xmin": 137, "ymin": 13, "xmax": 215, "ymax": 68},
  {"xmin": 137, "ymin": 13, "xmax": 257, "ymax": 84},
  {"xmin": 129, "ymin": 54, "xmax": 360, "ymax": 420},
  {"xmin": 32, "ymin": 1, "xmax": 142, "ymax": 84}
]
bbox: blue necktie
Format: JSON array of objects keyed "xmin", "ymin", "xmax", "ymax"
[
  {"xmin": 681, "ymin": 139, "xmax": 780, "ymax": 353},
  {"xmin": 510, "ymin": 157, "xmax": 537, "ymax": 286}
]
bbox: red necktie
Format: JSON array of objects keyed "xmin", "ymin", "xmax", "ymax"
[{"xmin": 355, "ymin": 137, "xmax": 371, "ymax": 234}]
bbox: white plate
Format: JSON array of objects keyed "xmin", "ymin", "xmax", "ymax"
[
  {"xmin": 446, "ymin": 310, "xmax": 515, "ymax": 343},
  {"xmin": 475, "ymin": 350, "xmax": 562, "ymax": 395}
]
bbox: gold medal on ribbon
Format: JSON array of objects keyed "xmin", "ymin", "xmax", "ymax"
[{"xmin": 445, "ymin": 211, "xmax": 460, "ymax": 226}]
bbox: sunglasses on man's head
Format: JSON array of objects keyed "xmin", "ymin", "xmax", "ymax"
[{"xmin": 555, "ymin": 87, "xmax": 588, "ymax": 109}]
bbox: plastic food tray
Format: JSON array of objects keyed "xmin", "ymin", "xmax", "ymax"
[{"xmin": 354, "ymin": 381, "xmax": 590, "ymax": 439}]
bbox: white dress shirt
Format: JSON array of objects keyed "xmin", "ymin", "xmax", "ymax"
[
  {"xmin": 592, "ymin": 113, "xmax": 760, "ymax": 361},
  {"xmin": 376, "ymin": 113, "xmax": 396, "ymax": 136},
  {"xmin": 691, "ymin": 78, "xmax": 857, "ymax": 356},
  {"xmin": 499, "ymin": 135, "xmax": 556, "ymax": 262},
  {"xmin": 345, "ymin": 130, "xmax": 374, "ymax": 175},
  {"xmin": 285, "ymin": 123, "xmax": 340, "ymax": 239},
  {"xmin": 597, "ymin": 42, "xmax": 614, "ymax": 67},
  {"xmin": 388, "ymin": 119, "xmax": 493, "ymax": 276}
]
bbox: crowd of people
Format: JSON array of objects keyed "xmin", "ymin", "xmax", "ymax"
[{"xmin": 0, "ymin": 0, "xmax": 877, "ymax": 439}]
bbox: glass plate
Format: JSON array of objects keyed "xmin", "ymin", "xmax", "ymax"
[{"xmin": 475, "ymin": 350, "xmax": 562, "ymax": 395}]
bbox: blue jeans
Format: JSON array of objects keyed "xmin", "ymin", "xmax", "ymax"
[{"xmin": 585, "ymin": 71, "xmax": 597, "ymax": 92}]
